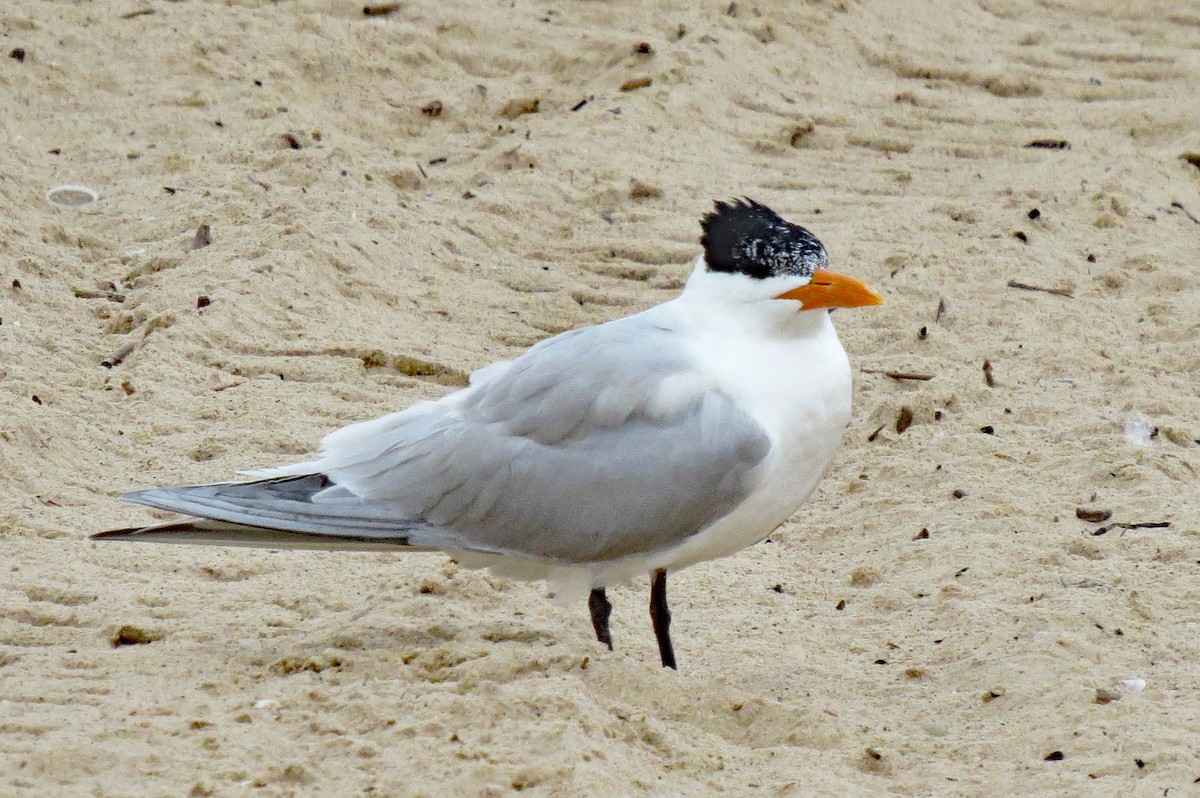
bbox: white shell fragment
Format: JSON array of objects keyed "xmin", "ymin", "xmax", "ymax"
[
  {"xmin": 1123, "ymin": 412, "xmax": 1155, "ymax": 446},
  {"xmin": 46, "ymin": 183, "xmax": 100, "ymax": 208},
  {"xmin": 1117, "ymin": 678, "xmax": 1147, "ymax": 694},
  {"xmin": 253, "ymin": 698, "xmax": 279, "ymax": 709}
]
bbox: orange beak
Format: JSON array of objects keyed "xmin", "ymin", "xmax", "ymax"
[{"xmin": 775, "ymin": 269, "xmax": 884, "ymax": 309}]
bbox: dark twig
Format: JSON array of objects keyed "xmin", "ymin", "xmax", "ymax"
[
  {"xmin": 101, "ymin": 340, "xmax": 139, "ymax": 368},
  {"xmin": 74, "ymin": 288, "xmax": 125, "ymax": 303},
  {"xmin": 1092, "ymin": 521, "xmax": 1171, "ymax": 537},
  {"xmin": 861, "ymin": 369, "xmax": 934, "ymax": 381},
  {"xmin": 362, "ymin": 3, "xmax": 401, "ymax": 15},
  {"xmin": 1169, "ymin": 202, "xmax": 1200, "ymax": 226},
  {"xmin": 1007, "ymin": 280, "xmax": 1073, "ymax": 298}
]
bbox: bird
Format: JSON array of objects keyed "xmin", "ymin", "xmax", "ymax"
[{"xmin": 93, "ymin": 198, "xmax": 883, "ymax": 669}]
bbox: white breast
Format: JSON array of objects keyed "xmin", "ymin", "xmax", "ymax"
[{"xmin": 658, "ymin": 309, "xmax": 852, "ymax": 569}]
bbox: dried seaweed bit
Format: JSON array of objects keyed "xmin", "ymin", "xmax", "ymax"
[
  {"xmin": 110, "ymin": 625, "xmax": 160, "ymax": 647},
  {"xmin": 1006, "ymin": 279, "xmax": 1073, "ymax": 298},
  {"xmin": 1044, "ymin": 751, "xmax": 1064, "ymax": 761},
  {"xmin": 629, "ymin": 179, "xmax": 663, "ymax": 200},
  {"xmin": 914, "ymin": 528, "xmax": 930, "ymax": 540},
  {"xmin": 895, "ymin": 406, "xmax": 914, "ymax": 434},
  {"xmin": 191, "ymin": 224, "xmax": 212, "ymax": 250},
  {"xmin": 499, "ymin": 97, "xmax": 540, "ymax": 119},
  {"xmin": 196, "ymin": 295, "xmax": 211, "ymax": 309},
  {"xmin": 917, "ymin": 325, "xmax": 927, "ymax": 340},
  {"xmin": 867, "ymin": 424, "xmax": 886, "ymax": 442},
  {"xmin": 1013, "ymin": 230, "xmax": 1028, "ymax": 243},
  {"xmin": 1094, "ymin": 688, "xmax": 1121, "ymax": 704},
  {"xmin": 835, "ymin": 599, "xmax": 846, "ymax": 610},
  {"xmin": 570, "ymin": 97, "xmax": 590, "ymax": 112},
  {"xmin": 9, "ymin": 48, "xmax": 25, "ymax": 63},
  {"xmin": 421, "ymin": 100, "xmax": 443, "ymax": 118},
  {"xmin": 983, "ymin": 359, "xmax": 995, "ymax": 387},
  {"xmin": 982, "ymin": 687, "xmax": 1005, "ymax": 702},
  {"xmin": 1181, "ymin": 152, "xmax": 1200, "ymax": 170},
  {"xmin": 934, "ymin": 298, "xmax": 946, "ymax": 323},
  {"xmin": 634, "ymin": 42, "xmax": 654, "ymax": 55},
  {"xmin": 620, "ymin": 75, "xmax": 653, "ymax": 92},
  {"xmin": 1075, "ymin": 506, "xmax": 1112, "ymax": 523},
  {"xmin": 1025, "ymin": 139, "xmax": 1070, "ymax": 150},
  {"xmin": 362, "ymin": 3, "xmax": 401, "ymax": 16},
  {"xmin": 120, "ymin": 8, "xmax": 156, "ymax": 18},
  {"xmin": 282, "ymin": 132, "xmax": 302, "ymax": 150}
]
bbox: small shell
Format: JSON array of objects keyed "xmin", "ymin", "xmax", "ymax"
[
  {"xmin": 1117, "ymin": 678, "xmax": 1147, "ymax": 693},
  {"xmin": 253, "ymin": 698, "xmax": 279, "ymax": 709},
  {"xmin": 46, "ymin": 183, "xmax": 100, "ymax": 208}
]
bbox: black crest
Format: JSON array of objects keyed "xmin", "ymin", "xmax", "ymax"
[{"xmin": 700, "ymin": 198, "xmax": 827, "ymax": 280}]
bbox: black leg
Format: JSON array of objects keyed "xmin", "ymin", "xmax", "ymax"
[
  {"xmin": 589, "ymin": 587, "xmax": 613, "ymax": 651},
  {"xmin": 650, "ymin": 569, "xmax": 677, "ymax": 669}
]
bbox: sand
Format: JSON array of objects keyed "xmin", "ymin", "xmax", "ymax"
[{"xmin": 2, "ymin": 0, "xmax": 1199, "ymax": 794}]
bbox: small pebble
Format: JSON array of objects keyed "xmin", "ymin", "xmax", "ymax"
[
  {"xmin": 1075, "ymin": 505, "xmax": 1113, "ymax": 523},
  {"xmin": 1094, "ymin": 688, "xmax": 1121, "ymax": 704}
]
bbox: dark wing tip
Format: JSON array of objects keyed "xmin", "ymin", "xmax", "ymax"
[{"xmin": 91, "ymin": 527, "xmax": 138, "ymax": 541}]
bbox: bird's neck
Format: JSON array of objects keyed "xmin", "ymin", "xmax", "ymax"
[{"xmin": 677, "ymin": 260, "xmax": 831, "ymax": 340}]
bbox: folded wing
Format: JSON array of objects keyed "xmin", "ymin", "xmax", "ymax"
[{"xmin": 98, "ymin": 314, "xmax": 772, "ymax": 564}]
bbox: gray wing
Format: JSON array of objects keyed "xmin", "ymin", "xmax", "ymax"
[{"xmin": 100, "ymin": 315, "xmax": 772, "ymax": 564}]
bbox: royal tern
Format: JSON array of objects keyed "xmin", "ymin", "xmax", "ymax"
[{"xmin": 93, "ymin": 198, "xmax": 883, "ymax": 669}]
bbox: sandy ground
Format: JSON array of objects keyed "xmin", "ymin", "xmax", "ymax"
[{"xmin": 2, "ymin": 0, "xmax": 1199, "ymax": 795}]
